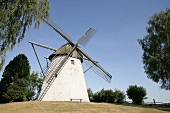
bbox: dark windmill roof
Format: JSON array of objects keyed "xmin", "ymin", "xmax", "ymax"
[{"xmin": 48, "ymin": 43, "xmax": 83, "ymax": 62}]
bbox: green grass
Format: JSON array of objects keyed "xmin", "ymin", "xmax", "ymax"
[{"xmin": 0, "ymin": 101, "xmax": 169, "ymax": 113}]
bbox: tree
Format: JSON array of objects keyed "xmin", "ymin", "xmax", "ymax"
[
  {"xmin": 126, "ymin": 85, "xmax": 147, "ymax": 105},
  {"xmin": 113, "ymin": 89, "xmax": 125, "ymax": 104},
  {"xmin": 93, "ymin": 88, "xmax": 115, "ymax": 103},
  {"xmin": 103, "ymin": 89, "xmax": 115, "ymax": 103},
  {"xmin": 87, "ymin": 88, "xmax": 93, "ymax": 102},
  {"xmin": 88, "ymin": 88, "xmax": 125, "ymax": 104},
  {"xmin": 27, "ymin": 71, "xmax": 43, "ymax": 100},
  {"xmin": 0, "ymin": 0, "xmax": 50, "ymax": 71},
  {"xmin": 138, "ymin": 8, "xmax": 170, "ymax": 90},
  {"xmin": 0, "ymin": 54, "xmax": 30, "ymax": 103}
]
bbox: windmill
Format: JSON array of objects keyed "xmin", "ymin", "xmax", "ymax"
[{"xmin": 29, "ymin": 19, "xmax": 112, "ymax": 102}]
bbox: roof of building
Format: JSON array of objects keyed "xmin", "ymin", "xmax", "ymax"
[{"xmin": 48, "ymin": 43, "xmax": 83, "ymax": 62}]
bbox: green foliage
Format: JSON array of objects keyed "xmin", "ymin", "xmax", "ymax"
[
  {"xmin": 0, "ymin": 54, "xmax": 30, "ymax": 103},
  {"xmin": 87, "ymin": 88, "xmax": 93, "ymax": 101},
  {"xmin": 91, "ymin": 88, "xmax": 125, "ymax": 104},
  {"xmin": 0, "ymin": 54, "xmax": 43, "ymax": 103},
  {"xmin": 114, "ymin": 89, "xmax": 126, "ymax": 104},
  {"xmin": 27, "ymin": 71, "xmax": 43, "ymax": 100},
  {"xmin": 0, "ymin": 0, "xmax": 50, "ymax": 71},
  {"xmin": 126, "ymin": 85, "xmax": 147, "ymax": 105},
  {"xmin": 93, "ymin": 89, "xmax": 113, "ymax": 102},
  {"xmin": 138, "ymin": 8, "xmax": 170, "ymax": 90}
]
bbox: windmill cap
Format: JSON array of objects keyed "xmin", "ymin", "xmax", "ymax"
[{"xmin": 48, "ymin": 43, "xmax": 83, "ymax": 62}]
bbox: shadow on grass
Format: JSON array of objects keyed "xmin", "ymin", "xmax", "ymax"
[{"xmin": 113, "ymin": 103, "xmax": 170, "ymax": 112}]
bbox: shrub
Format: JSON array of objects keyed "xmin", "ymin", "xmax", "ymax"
[
  {"xmin": 126, "ymin": 85, "xmax": 147, "ymax": 105},
  {"xmin": 114, "ymin": 90, "xmax": 126, "ymax": 104},
  {"xmin": 87, "ymin": 88, "xmax": 93, "ymax": 101},
  {"xmin": 89, "ymin": 88, "xmax": 125, "ymax": 104}
]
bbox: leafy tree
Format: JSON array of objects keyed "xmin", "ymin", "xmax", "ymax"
[
  {"xmin": 0, "ymin": 54, "xmax": 30, "ymax": 103},
  {"xmin": 0, "ymin": 0, "xmax": 50, "ymax": 71},
  {"xmin": 126, "ymin": 85, "xmax": 147, "ymax": 105},
  {"xmin": 87, "ymin": 88, "xmax": 125, "ymax": 104},
  {"xmin": 93, "ymin": 88, "xmax": 105, "ymax": 102},
  {"xmin": 92, "ymin": 89, "xmax": 102, "ymax": 102},
  {"xmin": 27, "ymin": 72, "xmax": 43, "ymax": 100},
  {"xmin": 104, "ymin": 89, "xmax": 115, "ymax": 103},
  {"xmin": 93, "ymin": 88, "xmax": 115, "ymax": 103},
  {"xmin": 138, "ymin": 8, "xmax": 170, "ymax": 90},
  {"xmin": 87, "ymin": 88, "xmax": 93, "ymax": 102},
  {"xmin": 92, "ymin": 92, "xmax": 99, "ymax": 102},
  {"xmin": 113, "ymin": 89, "xmax": 125, "ymax": 104}
]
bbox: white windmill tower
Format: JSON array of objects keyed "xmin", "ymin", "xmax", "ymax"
[{"xmin": 29, "ymin": 19, "xmax": 112, "ymax": 102}]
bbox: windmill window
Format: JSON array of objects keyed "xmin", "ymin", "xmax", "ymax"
[{"xmin": 71, "ymin": 60, "xmax": 75, "ymax": 64}]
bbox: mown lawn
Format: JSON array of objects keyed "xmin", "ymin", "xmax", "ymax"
[{"xmin": 0, "ymin": 101, "xmax": 169, "ymax": 113}]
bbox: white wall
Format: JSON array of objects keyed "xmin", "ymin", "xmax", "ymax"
[{"xmin": 39, "ymin": 56, "xmax": 89, "ymax": 102}]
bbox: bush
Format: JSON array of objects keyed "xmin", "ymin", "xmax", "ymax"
[
  {"xmin": 92, "ymin": 89, "xmax": 114, "ymax": 103},
  {"xmin": 126, "ymin": 85, "xmax": 147, "ymax": 105},
  {"xmin": 89, "ymin": 88, "xmax": 125, "ymax": 104},
  {"xmin": 87, "ymin": 88, "xmax": 93, "ymax": 101},
  {"xmin": 114, "ymin": 90, "xmax": 126, "ymax": 104}
]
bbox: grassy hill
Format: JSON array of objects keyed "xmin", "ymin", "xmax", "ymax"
[{"xmin": 0, "ymin": 101, "xmax": 169, "ymax": 113}]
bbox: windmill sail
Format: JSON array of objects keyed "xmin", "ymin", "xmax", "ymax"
[
  {"xmin": 45, "ymin": 19, "xmax": 74, "ymax": 45},
  {"xmin": 78, "ymin": 28, "xmax": 96, "ymax": 46},
  {"xmin": 84, "ymin": 60, "xmax": 111, "ymax": 83},
  {"xmin": 77, "ymin": 49, "xmax": 112, "ymax": 83}
]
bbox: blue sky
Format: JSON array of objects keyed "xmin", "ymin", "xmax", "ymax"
[{"xmin": 1, "ymin": 0, "xmax": 170, "ymax": 102}]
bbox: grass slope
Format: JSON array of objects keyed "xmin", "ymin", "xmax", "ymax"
[{"xmin": 0, "ymin": 101, "xmax": 169, "ymax": 113}]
